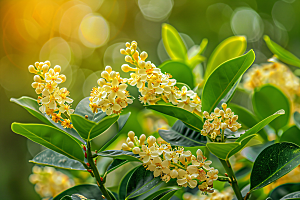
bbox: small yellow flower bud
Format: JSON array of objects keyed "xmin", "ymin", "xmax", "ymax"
[
  {"xmin": 132, "ymin": 51, "xmax": 139, "ymax": 62},
  {"xmin": 125, "ymin": 42, "xmax": 130, "ymax": 48},
  {"xmin": 60, "ymin": 75, "xmax": 66, "ymax": 82},
  {"xmin": 132, "ymin": 147, "xmax": 140, "ymax": 154},
  {"xmin": 97, "ymin": 78, "xmax": 106, "ymax": 86},
  {"xmin": 122, "ymin": 143, "xmax": 131, "ymax": 151},
  {"xmin": 214, "ymin": 107, "xmax": 220, "ymax": 114},
  {"xmin": 121, "ymin": 64, "xmax": 136, "ymax": 72},
  {"xmin": 131, "ymin": 49, "xmax": 135, "ymax": 55},
  {"xmin": 120, "ymin": 48, "xmax": 127, "ymax": 55},
  {"xmin": 32, "ymin": 165, "xmax": 41, "ymax": 174},
  {"xmin": 110, "ymin": 71, "xmax": 116, "ymax": 79},
  {"xmin": 54, "ymin": 65, "xmax": 61, "ymax": 73},
  {"xmin": 138, "ymin": 61, "xmax": 145, "ymax": 68},
  {"xmin": 219, "ymin": 110, "xmax": 225, "ymax": 117},
  {"xmin": 31, "ymin": 82, "xmax": 38, "ymax": 88},
  {"xmin": 42, "ymin": 64, "xmax": 49, "ymax": 72},
  {"xmin": 28, "ymin": 65, "xmax": 36, "ymax": 73},
  {"xmin": 232, "ymin": 115, "xmax": 238, "ymax": 121},
  {"xmin": 128, "ymin": 131, "xmax": 135, "ymax": 141},
  {"xmin": 34, "ymin": 62, "xmax": 39, "ymax": 68},
  {"xmin": 126, "ymin": 47, "xmax": 131, "ymax": 54},
  {"xmin": 222, "ymin": 103, "xmax": 227, "ymax": 110},
  {"xmin": 221, "ymin": 123, "xmax": 227, "ymax": 130},
  {"xmin": 147, "ymin": 136, "xmax": 156, "ymax": 146},
  {"xmin": 38, "ymin": 62, "xmax": 44, "ymax": 69},
  {"xmin": 34, "ymin": 75, "xmax": 41, "ymax": 82},
  {"xmin": 140, "ymin": 51, "xmax": 148, "ymax": 61},
  {"xmin": 139, "ymin": 134, "xmax": 146, "ymax": 145},
  {"xmin": 44, "ymin": 60, "xmax": 51, "ymax": 66},
  {"xmin": 101, "ymin": 71, "xmax": 110, "ymax": 80},
  {"xmin": 125, "ymin": 55, "xmax": 133, "ymax": 63},
  {"xmin": 105, "ymin": 66, "xmax": 112, "ymax": 73},
  {"xmin": 131, "ymin": 41, "xmax": 137, "ymax": 49},
  {"xmin": 36, "ymin": 88, "xmax": 43, "ymax": 94},
  {"xmin": 203, "ymin": 111, "xmax": 209, "ymax": 118},
  {"xmin": 128, "ymin": 141, "xmax": 134, "ymax": 148},
  {"xmin": 170, "ymin": 169, "xmax": 178, "ymax": 178},
  {"xmin": 226, "ymin": 108, "xmax": 231, "ymax": 114}
]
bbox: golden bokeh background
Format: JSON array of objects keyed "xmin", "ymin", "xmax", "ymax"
[{"xmin": 1, "ymin": 0, "xmax": 300, "ymax": 199}]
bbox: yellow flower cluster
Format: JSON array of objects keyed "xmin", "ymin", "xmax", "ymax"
[
  {"xmin": 182, "ymin": 188, "xmax": 233, "ymax": 200},
  {"xmin": 89, "ymin": 66, "xmax": 133, "ymax": 115},
  {"xmin": 120, "ymin": 41, "xmax": 202, "ymax": 113},
  {"xmin": 201, "ymin": 103, "xmax": 241, "ymax": 140},
  {"xmin": 122, "ymin": 131, "xmax": 218, "ymax": 193},
  {"xmin": 244, "ymin": 62, "xmax": 300, "ymax": 112},
  {"xmin": 28, "ymin": 61, "xmax": 74, "ymax": 128},
  {"xmin": 29, "ymin": 166, "xmax": 75, "ymax": 200}
]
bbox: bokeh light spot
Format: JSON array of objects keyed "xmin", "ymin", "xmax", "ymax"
[
  {"xmin": 138, "ymin": 0, "xmax": 174, "ymax": 22},
  {"xmin": 272, "ymin": 1, "xmax": 295, "ymax": 31}
]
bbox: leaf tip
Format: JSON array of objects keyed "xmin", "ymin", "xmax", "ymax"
[
  {"xmin": 276, "ymin": 109, "xmax": 285, "ymax": 115},
  {"xmin": 263, "ymin": 35, "xmax": 270, "ymax": 42}
]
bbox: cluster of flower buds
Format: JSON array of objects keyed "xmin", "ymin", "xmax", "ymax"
[
  {"xmin": 29, "ymin": 166, "xmax": 74, "ymax": 199},
  {"xmin": 28, "ymin": 61, "xmax": 74, "ymax": 128},
  {"xmin": 182, "ymin": 188, "xmax": 233, "ymax": 200},
  {"xmin": 89, "ymin": 66, "xmax": 133, "ymax": 115},
  {"xmin": 201, "ymin": 103, "xmax": 242, "ymax": 140},
  {"xmin": 122, "ymin": 131, "xmax": 218, "ymax": 193},
  {"xmin": 120, "ymin": 41, "xmax": 202, "ymax": 113}
]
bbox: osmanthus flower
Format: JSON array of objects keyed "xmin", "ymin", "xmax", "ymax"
[
  {"xmin": 28, "ymin": 61, "xmax": 74, "ymax": 128},
  {"xmin": 89, "ymin": 66, "xmax": 133, "ymax": 115},
  {"xmin": 201, "ymin": 103, "xmax": 242, "ymax": 140},
  {"xmin": 120, "ymin": 41, "xmax": 202, "ymax": 114},
  {"xmin": 121, "ymin": 131, "xmax": 218, "ymax": 193}
]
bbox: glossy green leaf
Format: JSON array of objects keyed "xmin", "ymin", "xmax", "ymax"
[
  {"xmin": 97, "ymin": 157, "xmax": 113, "ymax": 176},
  {"xmin": 293, "ymin": 111, "xmax": 300, "ymax": 130},
  {"xmin": 118, "ymin": 167, "xmax": 138, "ymax": 200},
  {"xmin": 217, "ymin": 76, "xmax": 241, "ymax": 108},
  {"xmin": 229, "ymin": 103, "xmax": 268, "ymax": 141},
  {"xmin": 146, "ymin": 104, "xmax": 203, "ymax": 132},
  {"xmin": 206, "ymin": 135, "xmax": 256, "ymax": 160},
  {"xmin": 156, "ymin": 189, "xmax": 178, "ymax": 200},
  {"xmin": 204, "ymin": 36, "xmax": 247, "ymax": 80},
  {"xmin": 143, "ymin": 188, "xmax": 176, "ymax": 200},
  {"xmin": 126, "ymin": 165, "xmax": 162, "ymax": 199},
  {"xmin": 270, "ymin": 183, "xmax": 300, "ymax": 200},
  {"xmin": 52, "ymin": 184, "xmax": 102, "ymax": 200},
  {"xmin": 99, "ymin": 112, "xmax": 131, "ymax": 151},
  {"xmin": 60, "ymin": 194, "xmax": 94, "ymax": 200},
  {"xmin": 159, "ymin": 61, "xmax": 194, "ymax": 88},
  {"xmin": 241, "ymin": 141, "xmax": 275, "ymax": 162},
  {"xmin": 264, "ymin": 35, "xmax": 300, "ymax": 68},
  {"xmin": 250, "ymin": 142, "xmax": 300, "ymax": 191},
  {"xmin": 30, "ymin": 149, "xmax": 85, "ymax": 170},
  {"xmin": 280, "ymin": 125, "xmax": 300, "ymax": 146},
  {"xmin": 107, "ymin": 159, "xmax": 129, "ymax": 174},
  {"xmin": 159, "ymin": 120, "xmax": 206, "ymax": 147},
  {"xmin": 11, "ymin": 123, "xmax": 84, "ymax": 162},
  {"xmin": 11, "ymin": 96, "xmax": 83, "ymax": 143},
  {"xmin": 253, "ymin": 84, "xmax": 290, "ymax": 131},
  {"xmin": 97, "ymin": 150, "xmax": 141, "ymax": 162},
  {"xmin": 74, "ymin": 97, "xmax": 106, "ymax": 122},
  {"xmin": 162, "ymin": 23, "xmax": 187, "ymax": 61},
  {"xmin": 280, "ymin": 191, "xmax": 300, "ymax": 200},
  {"xmin": 202, "ymin": 50, "xmax": 255, "ymax": 113},
  {"xmin": 70, "ymin": 114, "xmax": 119, "ymax": 141},
  {"xmin": 236, "ymin": 109, "xmax": 284, "ymax": 143}
]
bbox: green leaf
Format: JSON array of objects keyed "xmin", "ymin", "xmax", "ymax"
[
  {"xmin": 241, "ymin": 141, "xmax": 275, "ymax": 162},
  {"xmin": 252, "ymin": 84, "xmax": 290, "ymax": 132},
  {"xmin": 229, "ymin": 103, "xmax": 268, "ymax": 141},
  {"xmin": 270, "ymin": 183, "xmax": 300, "ymax": 200},
  {"xmin": 126, "ymin": 165, "xmax": 162, "ymax": 199},
  {"xmin": 159, "ymin": 61, "xmax": 194, "ymax": 88},
  {"xmin": 99, "ymin": 112, "xmax": 131, "ymax": 151},
  {"xmin": 293, "ymin": 111, "xmax": 300, "ymax": 130},
  {"xmin": 97, "ymin": 150, "xmax": 141, "ymax": 162},
  {"xmin": 74, "ymin": 97, "xmax": 106, "ymax": 122},
  {"xmin": 217, "ymin": 76, "xmax": 241, "ymax": 107},
  {"xmin": 162, "ymin": 23, "xmax": 187, "ymax": 61},
  {"xmin": 280, "ymin": 125, "xmax": 300, "ymax": 146},
  {"xmin": 156, "ymin": 189, "xmax": 178, "ymax": 200},
  {"xmin": 264, "ymin": 35, "xmax": 300, "ymax": 68},
  {"xmin": 119, "ymin": 167, "xmax": 138, "ymax": 200},
  {"xmin": 280, "ymin": 191, "xmax": 300, "ymax": 200},
  {"xmin": 198, "ymin": 38, "xmax": 208, "ymax": 55},
  {"xmin": 97, "ymin": 157, "xmax": 113, "ymax": 176},
  {"xmin": 159, "ymin": 120, "xmax": 206, "ymax": 147},
  {"xmin": 60, "ymin": 194, "xmax": 94, "ymax": 200},
  {"xmin": 204, "ymin": 36, "xmax": 247, "ymax": 80},
  {"xmin": 70, "ymin": 114, "xmax": 119, "ymax": 141},
  {"xmin": 202, "ymin": 50, "xmax": 255, "ymax": 113},
  {"xmin": 250, "ymin": 142, "xmax": 300, "ymax": 191},
  {"xmin": 10, "ymin": 96, "xmax": 83, "ymax": 143},
  {"xmin": 143, "ymin": 188, "xmax": 177, "ymax": 200},
  {"xmin": 52, "ymin": 184, "xmax": 102, "ymax": 200},
  {"xmin": 30, "ymin": 149, "xmax": 85, "ymax": 170},
  {"xmin": 146, "ymin": 104, "xmax": 203, "ymax": 132},
  {"xmin": 11, "ymin": 123, "xmax": 84, "ymax": 162},
  {"xmin": 107, "ymin": 159, "xmax": 129, "ymax": 174}
]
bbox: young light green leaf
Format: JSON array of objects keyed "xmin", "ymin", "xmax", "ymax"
[
  {"xmin": 204, "ymin": 36, "xmax": 247, "ymax": 81},
  {"xmin": 70, "ymin": 114, "xmax": 119, "ymax": 141},
  {"xmin": 202, "ymin": 50, "xmax": 255, "ymax": 113},
  {"xmin": 52, "ymin": 184, "xmax": 103, "ymax": 200},
  {"xmin": 97, "ymin": 150, "xmax": 141, "ymax": 162},
  {"xmin": 253, "ymin": 84, "xmax": 290, "ymax": 132},
  {"xmin": 30, "ymin": 149, "xmax": 86, "ymax": 170},
  {"xmin": 162, "ymin": 23, "xmax": 187, "ymax": 61},
  {"xmin": 264, "ymin": 35, "xmax": 300, "ymax": 68},
  {"xmin": 159, "ymin": 120, "xmax": 206, "ymax": 147},
  {"xmin": 74, "ymin": 97, "xmax": 106, "ymax": 122},
  {"xmin": 146, "ymin": 104, "xmax": 203, "ymax": 132},
  {"xmin": 11, "ymin": 123, "xmax": 84, "ymax": 162},
  {"xmin": 10, "ymin": 96, "xmax": 83, "ymax": 143},
  {"xmin": 159, "ymin": 61, "xmax": 194, "ymax": 88},
  {"xmin": 250, "ymin": 142, "xmax": 300, "ymax": 191},
  {"xmin": 229, "ymin": 103, "xmax": 268, "ymax": 141},
  {"xmin": 280, "ymin": 125, "xmax": 300, "ymax": 146},
  {"xmin": 126, "ymin": 165, "xmax": 162, "ymax": 199}
]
